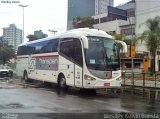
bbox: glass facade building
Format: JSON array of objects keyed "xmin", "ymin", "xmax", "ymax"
[{"xmin": 67, "ymin": 0, "xmax": 95, "ymax": 30}]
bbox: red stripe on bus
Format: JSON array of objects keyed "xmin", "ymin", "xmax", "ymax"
[
  {"xmin": 32, "ymin": 55, "xmax": 59, "ymax": 58},
  {"xmin": 17, "ymin": 56, "xmax": 28, "ymax": 59}
]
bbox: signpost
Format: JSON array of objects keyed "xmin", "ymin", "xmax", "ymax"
[
  {"xmin": 108, "ymin": 6, "xmax": 135, "ymax": 94},
  {"xmin": 107, "ymin": 6, "xmax": 127, "ymax": 21}
]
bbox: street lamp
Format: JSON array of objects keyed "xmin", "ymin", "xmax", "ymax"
[
  {"xmin": 48, "ymin": 29, "xmax": 58, "ymax": 34},
  {"xmin": 19, "ymin": 4, "xmax": 28, "ymax": 43}
]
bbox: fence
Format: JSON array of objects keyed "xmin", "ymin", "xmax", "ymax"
[
  {"xmin": 122, "ymin": 72, "xmax": 160, "ymax": 88},
  {"xmin": 121, "ymin": 72, "xmax": 160, "ymax": 100}
]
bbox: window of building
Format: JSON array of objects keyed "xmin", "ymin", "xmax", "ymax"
[
  {"xmin": 121, "ymin": 28, "xmax": 135, "ymax": 36},
  {"xmin": 127, "ymin": 8, "xmax": 135, "ymax": 17},
  {"xmin": 125, "ymin": 63, "xmax": 131, "ymax": 68},
  {"xmin": 100, "ymin": 17, "xmax": 116, "ymax": 23},
  {"xmin": 134, "ymin": 63, "xmax": 141, "ymax": 68}
]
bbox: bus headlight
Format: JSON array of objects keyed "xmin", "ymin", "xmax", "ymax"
[{"xmin": 84, "ymin": 74, "xmax": 96, "ymax": 81}]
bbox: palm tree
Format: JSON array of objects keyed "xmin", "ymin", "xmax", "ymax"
[
  {"xmin": 113, "ymin": 33, "xmax": 131, "ymax": 52},
  {"xmin": 139, "ymin": 16, "xmax": 160, "ymax": 73}
]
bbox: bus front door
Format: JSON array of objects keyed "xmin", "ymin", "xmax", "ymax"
[{"xmin": 74, "ymin": 65, "xmax": 83, "ymax": 88}]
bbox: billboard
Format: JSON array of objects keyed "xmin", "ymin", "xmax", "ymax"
[{"xmin": 108, "ymin": 6, "xmax": 127, "ymax": 21}]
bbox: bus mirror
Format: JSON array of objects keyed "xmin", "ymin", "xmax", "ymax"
[
  {"xmin": 81, "ymin": 36, "xmax": 88, "ymax": 49},
  {"xmin": 115, "ymin": 40, "xmax": 127, "ymax": 53}
]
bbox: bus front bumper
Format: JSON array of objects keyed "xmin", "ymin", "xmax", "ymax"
[{"xmin": 83, "ymin": 79, "xmax": 122, "ymax": 89}]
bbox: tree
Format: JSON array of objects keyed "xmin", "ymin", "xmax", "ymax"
[
  {"xmin": 139, "ymin": 16, "xmax": 160, "ymax": 73},
  {"xmin": 113, "ymin": 33, "xmax": 131, "ymax": 51},
  {"xmin": 72, "ymin": 16, "xmax": 94, "ymax": 28},
  {"xmin": 27, "ymin": 35, "xmax": 39, "ymax": 41},
  {"xmin": 0, "ymin": 42, "xmax": 15, "ymax": 65},
  {"xmin": 27, "ymin": 30, "xmax": 48, "ymax": 41}
]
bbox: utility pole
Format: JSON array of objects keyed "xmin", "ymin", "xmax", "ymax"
[
  {"xmin": 128, "ymin": 16, "xmax": 135, "ymax": 95},
  {"xmin": 19, "ymin": 4, "xmax": 29, "ymax": 43},
  {"xmin": 48, "ymin": 29, "xmax": 58, "ymax": 34}
]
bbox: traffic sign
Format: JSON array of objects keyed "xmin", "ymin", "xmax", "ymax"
[{"xmin": 108, "ymin": 6, "xmax": 127, "ymax": 21}]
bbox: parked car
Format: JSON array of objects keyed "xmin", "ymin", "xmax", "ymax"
[{"xmin": 0, "ymin": 65, "xmax": 13, "ymax": 79}]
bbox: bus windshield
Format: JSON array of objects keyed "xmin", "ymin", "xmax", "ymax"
[{"xmin": 85, "ymin": 36, "xmax": 120, "ymax": 71}]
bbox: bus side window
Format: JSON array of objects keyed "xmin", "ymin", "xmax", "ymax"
[
  {"xmin": 17, "ymin": 46, "xmax": 28, "ymax": 55},
  {"xmin": 60, "ymin": 38, "xmax": 83, "ymax": 67},
  {"xmin": 41, "ymin": 39, "xmax": 59, "ymax": 53}
]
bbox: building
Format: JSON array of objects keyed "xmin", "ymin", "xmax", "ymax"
[
  {"xmin": 34, "ymin": 30, "xmax": 48, "ymax": 39},
  {"xmin": 95, "ymin": 0, "xmax": 113, "ymax": 15},
  {"xmin": 67, "ymin": 0, "xmax": 95, "ymax": 30},
  {"xmin": 67, "ymin": 0, "xmax": 113, "ymax": 30},
  {"xmin": 27, "ymin": 30, "xmax": 48, "ymax": 41},
  {"xmin": 0, "ymin": 36, "xmax": 3, "ymax": 46},
  {"xmin": 93, "ymin": 0, "xmax": 147, "ymax": 72},
  {"xmin": 93, "ymin": 0, "xmax": 160, "ymax": 72},
  {"xmin": 2, "ymin": 24, "xmax": 22, "ymax": 51},
  {"xmin": 93, "ymin": 0, "xmax": 136, "ymax": 38},
  {"xmin": 135, "ymin": 0, "xmax": 160, "ymax": 71}
]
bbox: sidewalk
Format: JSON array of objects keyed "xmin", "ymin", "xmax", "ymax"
[{"xmin": 122, "ymin": 78, "xmax": 160, "ymax": 88}]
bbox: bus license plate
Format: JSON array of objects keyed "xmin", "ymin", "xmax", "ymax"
[{"xmin": 104, "ymin": 83, "xmax": 110, "ymax": 87}]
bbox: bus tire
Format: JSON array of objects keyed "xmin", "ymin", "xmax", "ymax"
[
  {"xmin": 58, "ymin": 76, "xmax": 67, "ymax": 90},
  {"xmin": 23, "ymin": 71, "xmax": 28, "ymax": 83}
]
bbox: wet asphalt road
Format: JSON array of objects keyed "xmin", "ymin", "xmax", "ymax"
[{"xmin": 0, "ymin": 79, "xmax": 160, "ymax": 119}]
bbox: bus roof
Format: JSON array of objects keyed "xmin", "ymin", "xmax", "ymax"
[{"xmin": 19, "ymin": 28, "xmax": 113, "ymax": 46}]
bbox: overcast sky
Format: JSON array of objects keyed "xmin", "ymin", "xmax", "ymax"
[{"xmin": 0, "ymin": 0, "xmax": 130, "ymax": 42}]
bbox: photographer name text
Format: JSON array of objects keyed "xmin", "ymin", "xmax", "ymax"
[{"xmin": 1, "ymin": 0, "xmax": 20, "ymax": 4}]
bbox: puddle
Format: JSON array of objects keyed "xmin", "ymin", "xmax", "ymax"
[
  {"xmin": 0, "ymin": 103, "xmax": 33, "ymax": 109},
  {"xmin": 5, "ymin": 103, "xmax": 24, "ymax": 109}
]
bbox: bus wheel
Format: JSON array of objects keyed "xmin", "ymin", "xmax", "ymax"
[
  {"xmin": 58, "ymin": 76, "xmax": 67, "ymax": 90},
  {"xmin": 23, "ymin": 71, "xmax": 28, "ymax": 83}
]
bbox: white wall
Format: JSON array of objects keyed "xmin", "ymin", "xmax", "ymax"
[
  {"xmin": 93, "ymin": 20, "xmax": 120, "ymax": 34},
  {"xmin": 135, "ymin": 0, "xmax": 160, "ymax": 35},
  {"xmin": 135, "ymin": 0, "xmax": 160, "ymax": 71}
]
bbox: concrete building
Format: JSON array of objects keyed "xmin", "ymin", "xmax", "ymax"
[
  {"xmin": 2, "ymin": 24, "xmax": 22, "ymax": 51},
  {"xmin": 34, "ymin": 30, "xmax": 48, "ymax": 39},
  {"xmin": 93, "ymin": 0, "xmax": 160, "ymax": 72},
  {"xmin": 95, "ymin": 0, "xmax": 113, "ymax": 15},
  {"xmin": 135, "ymin": 0, "xmax": 160, "ymax": 71},
  {"xmin": 67, "ymin": 0, "xmax": 95, "ymax": 30},
  {"xmin": 93, "ymin": 0, "xmax": 136, "ymax": 38},
  {"xmin": 93, "ymin": 0, "xmax": 144, "ymax": 72}
]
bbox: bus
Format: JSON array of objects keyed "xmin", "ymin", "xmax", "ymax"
[{"xmin": 16, "ymin": 28, "xmax": 127, "ymax": 89}]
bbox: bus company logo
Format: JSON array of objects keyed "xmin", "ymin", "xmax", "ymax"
[
  {"xmin": 28, "ymin": 58, "xmax": 36, "ymax": 70},
  {"xmin": 36, "ymin": 57, "xmax": 59, "ymax": 70},
  {"xmin": 38, "ymin": 58, "xmax": 58, "ymax": 65}
]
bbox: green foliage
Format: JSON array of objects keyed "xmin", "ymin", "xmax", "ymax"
[
  {"xmin": 72, "ymin": 16, "xmax": 94, "ymax": 28},
  {"xmin": 114, "ymin": 33, "xmax": 126, "ymax": 41},
  {"xmin": 123, "ymin": 39, "xmax": 132, "ymax": 45},
  {"xmin": 27, "ymin": 30, "xmax": 48, "ymax": 41},
  {"xmin": 113, "ymin": 33, "xmax": 128, "ymax": 51},
  {"xmin": 139, "ymin": 16, "xmax": 160, "ymax": 72},
  {"xmin": 0, "ymin": 45, "xmax": 15, "ymax": 65},
  {"xmin": 27, "ymin": 35, "xmax": 39, "ymax": 41}
]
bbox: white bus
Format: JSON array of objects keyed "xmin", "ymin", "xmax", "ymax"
[{"xmin": 16, "ymin": 28, "xmax": 127, "ymax": 89}]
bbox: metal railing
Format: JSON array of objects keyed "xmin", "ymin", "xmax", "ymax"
[{"xmin": 122, "ymin": 72, "xmax": 160, "ymax": 88}]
